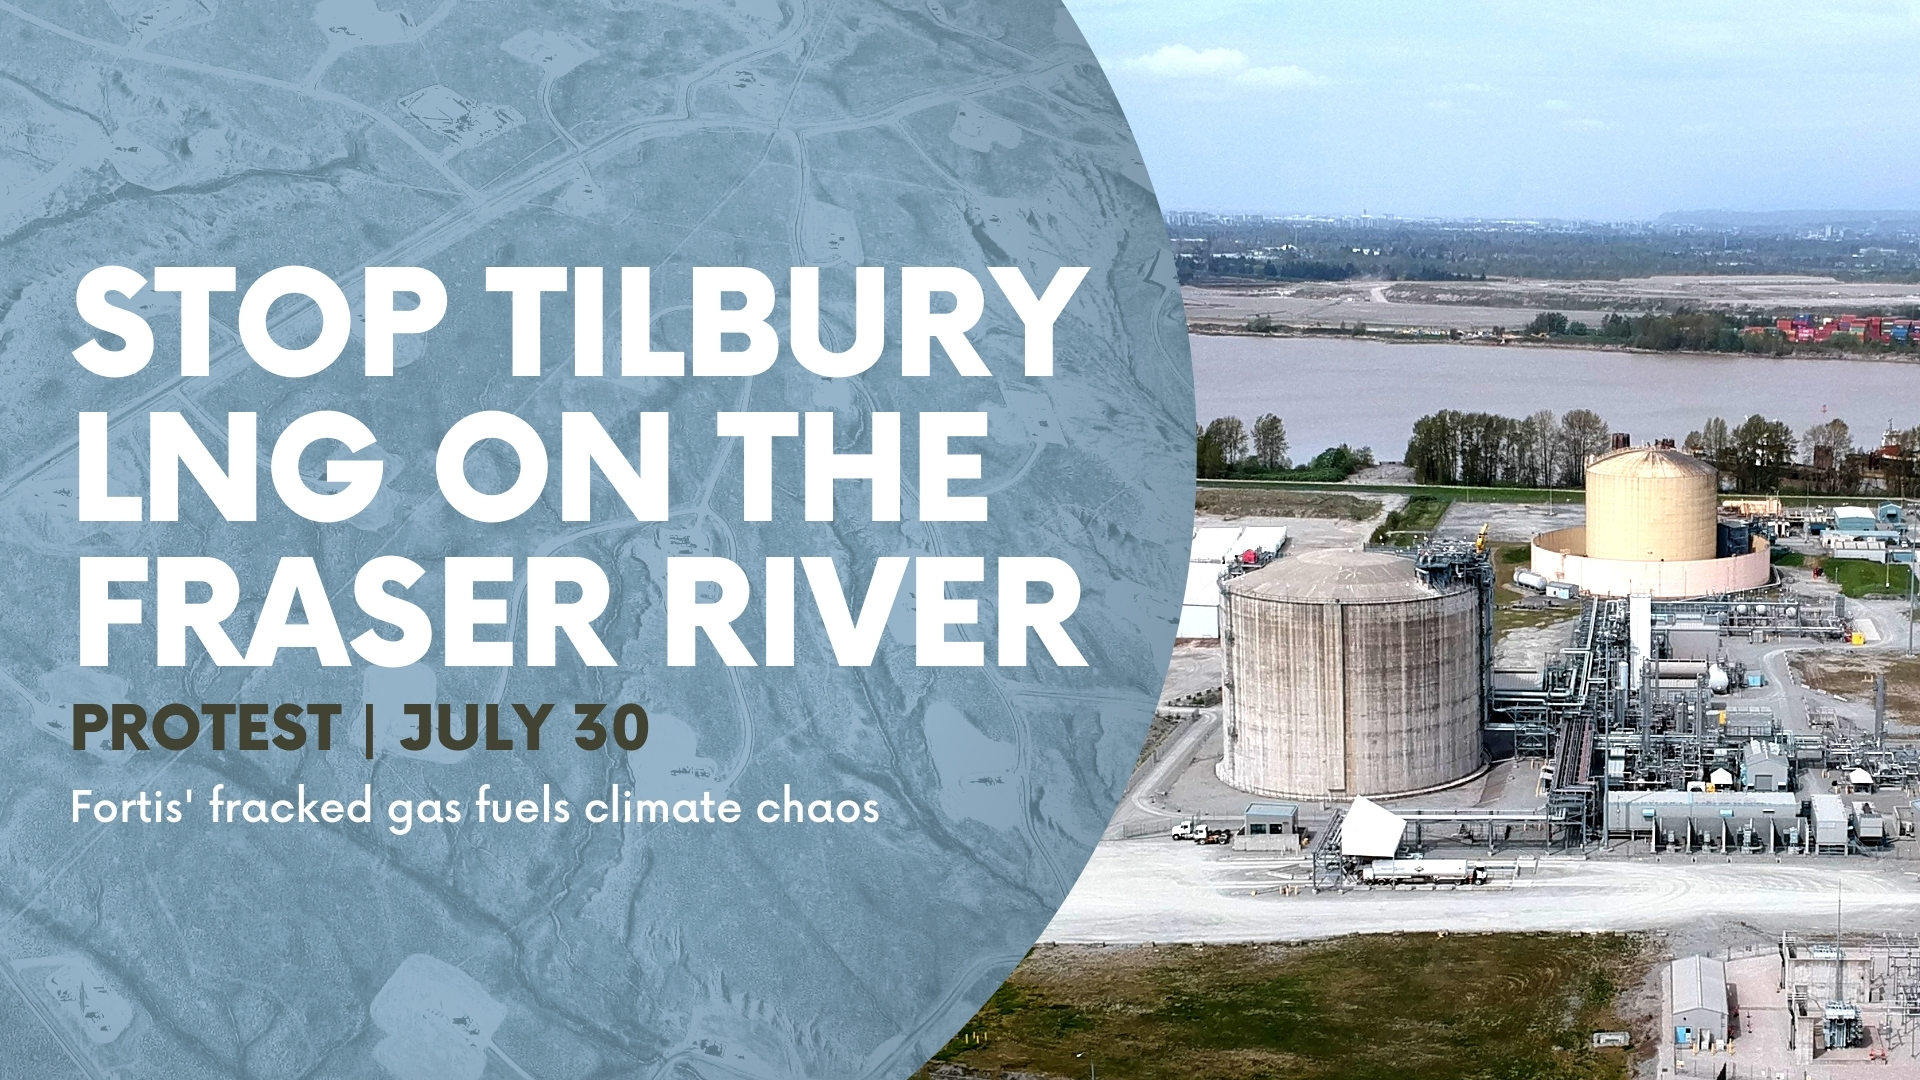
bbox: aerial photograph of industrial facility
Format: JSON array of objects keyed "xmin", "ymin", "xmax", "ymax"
[{"xmin": 919, "ymin": 3, "xmax": 1920, "ymax": 1079}]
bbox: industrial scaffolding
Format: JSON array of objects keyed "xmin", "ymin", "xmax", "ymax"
[{"xmin": 1486, "ymin": 586, "xmax": 1914, "ymax": 849}]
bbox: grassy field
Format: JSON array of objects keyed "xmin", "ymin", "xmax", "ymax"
[
  {"xmin": 1791, "ymin": 652, "xmax": 1920, "ymax": 724},
  {"xmin": 1489, "ymin": 541, "xmax": 1579, "ymax": 639},
  {"xmin": 919, "ymin": 934, "xmax": 1653, "ymax": 1080},
  {"xmin": 1498, "ymin": 604, "xmax": 1582, "ymax": 638},
  {"xmin": 1821, "ymin": 557, "xmax": 1915, "ymax": 598},
  {"xmin": 1195, "ymin": 487, "xmax": 1383, "ymax": 521},
  {"xmin": 1368, "ymin": 495, "xmax": 1449, "ymax": 544}
]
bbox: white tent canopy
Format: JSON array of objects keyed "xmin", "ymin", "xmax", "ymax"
[
  {"xmin": 1189, "ymin": 527, "xmax": 1247, "ymax": 563},
  {"xmin": 1177, "ymin": 563, "xmax": 1225, "ymax": 638},
  {"xmin": 1189, "ymin": 525, "xmax": 1288, "ymax": 565},
  {"xmin": 1183, "ymin": 562, "xmax": 1226, "ymax": 605},
  {"xmin": 1178, "ymin": 526, "xmax": 1288, "ymax": 638},
  {"xmin": 1339, "ymin": 797, "xmax": 1407, "ymax": 859}
]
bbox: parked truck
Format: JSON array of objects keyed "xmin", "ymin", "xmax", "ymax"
[{"xmin": 1170, "ymin": 817, "xmax": 1234, "ymax": 844}]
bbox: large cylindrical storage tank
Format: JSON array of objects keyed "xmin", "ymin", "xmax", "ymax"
[
  {"xmin": 1218, "ymin": 549, "xmax": 1484, "ymax": 799},
  {"xmin": 1583, "ymin": 447, "xmax": 1717, "ymax": 562}
]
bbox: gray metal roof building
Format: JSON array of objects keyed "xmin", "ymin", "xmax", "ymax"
[
  {"xmin": 1811, "ymin": 793, "xmax": 1851, "ymax": 853},
  {"xmin": 1605, "ymin": 790, "xmax": 1799, "ymax": 850},
  {"xmin": 1671, "ymin": 955, "xmax": 1729, "ymax": 1048},
  {"xmin": 1242, "ymin": 803, "xmax": 1299, "ymax": 834},
  {"xmin": 1742, "ymin": 742, "xmax": 1790, "ymax": 793}
]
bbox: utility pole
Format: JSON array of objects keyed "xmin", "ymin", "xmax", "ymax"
[{"xmin": 1835, "ymin": 882, "xmax": 1845, "ymax": 1004}]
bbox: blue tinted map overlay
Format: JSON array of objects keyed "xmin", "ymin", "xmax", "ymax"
[{"xmin": 0, "ymin": 1, "xmax": 1192, "ymax": 1075}]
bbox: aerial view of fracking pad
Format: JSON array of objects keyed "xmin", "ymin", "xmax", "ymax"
[{"xmin": 0, "ymin": 1, "xmax": 1192, "ymax": 1077}]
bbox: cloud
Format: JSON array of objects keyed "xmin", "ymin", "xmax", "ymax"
[
  {"xmin": 1567, "ymin": 117, "xmax": 1609, "ymax": 130},
  {"xmin": 1541, "ymin": 98, "xmax": 1570, "ymax": 111},
  {"xmin": 1120, "ymin": 44, "xmax": 1250, "ymax": 77},
  {"xmin": 1236, "ymin": 64, "xmax": 1324, "ymax": 89},
  {"xmin": 1118, "ymin": 45, "xmax": 1325, "ymax": 88}
]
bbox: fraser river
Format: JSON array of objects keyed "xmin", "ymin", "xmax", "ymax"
[{"xmin": 1191, "ymin": 334, "xmax": 1920, "ymax": 459}]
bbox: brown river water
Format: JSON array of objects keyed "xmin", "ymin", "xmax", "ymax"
[{"xmin": 1192, "ymin": 334, "xmax": 1920, "ymax": 461}]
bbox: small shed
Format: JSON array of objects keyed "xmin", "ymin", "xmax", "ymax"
[
  {"xmin": 1234, "ymin": 802, "xmax": 1304, "ymax": 852},
  {"xmin": 1671, "ymin": 955, "xmax": 1729, "ymax": 1048},
  {"xmin": 1243, "ymin": 802, "xmax": 1299, "ymax": 836}
]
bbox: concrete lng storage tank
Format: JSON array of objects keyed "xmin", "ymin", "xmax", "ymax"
[
  {"xmin": 1531, "ymin": 446, "xmax": 1771, "ymax": 598},
  {"xmin": 1218, "ymin": 548, "xmax": 1486, "ymax": 799}
]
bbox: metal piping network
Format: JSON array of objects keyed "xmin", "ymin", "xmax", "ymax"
[
  {"xmin": 1413, "ymin": 531, "xmax": 1497, "ymax": 737},
  {"xmin": 1484, "ymin": 580, "xmax": 1920, "ymax": 850},
  {"xmin": 1369, "ymin": 534, "xmax": 1917, "ymax": 860}
]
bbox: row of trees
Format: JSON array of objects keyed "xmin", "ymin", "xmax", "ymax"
[
  {"xmin": 1404, "ymin": 409, "xmax": 1878, "ymax": 493},
  {"xmin": 1203, "ymin": 408, "xmax": 1920, "ymax": 494},
  {"xmin": 1788, "ymin": 419, "xmax": 1920, "ymax": 461},
  {"xmin": 1199, "ymin": 414, "xmax": 1290, "ymax": 471},
  {"xmin": 1690, "ymin": 417, "xmax": 1920, "ymax": 493},
  {"xmin": 1404, "ymin": 409, "xmax": 1611, "ymax": 488},
  {"xmin": 1196, "ymin": 415, "xmax": 1375, "ymax": 481},
  {"xmin": 1406, "ymin": 410, "xmax": 1912, "ymax": 493},
  {"xmin": 1523, "ymin": 310, "xmax": 1781, "ymax": 353},
  {"xmin": 1524, "ymin": 309, "xmax": 1919, "ymax": 355},
  {"xmin": 1176, "ymin": 256, "xmax": 1357, "ymax": 284},
  {"xmin": 1680, "ymin": 416, "xmax": 1796, "ymax": 490}
]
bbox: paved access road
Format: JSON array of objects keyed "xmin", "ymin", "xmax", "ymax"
[{"xmin": 1043, "ymin": 840, "xmax": 1920, "ymax": 944}]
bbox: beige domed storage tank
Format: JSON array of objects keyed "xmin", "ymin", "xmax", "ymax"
[
  {"xmin": 1583, "ymin": 447, "xmax": 1717, "ymax": 562},
  {"xmin": 1218, "ymin": 549, "xmax": 1485, "ymax": 799}
]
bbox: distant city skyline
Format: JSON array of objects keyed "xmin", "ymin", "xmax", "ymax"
[{"xmin": 1068, "ymin": 0, "xmax": 1920, "ymax": 221}]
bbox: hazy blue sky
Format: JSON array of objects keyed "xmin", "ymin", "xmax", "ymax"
[{"xmin": 1067, "ymin": 0, "xmax": 1920, "ymax": 220}]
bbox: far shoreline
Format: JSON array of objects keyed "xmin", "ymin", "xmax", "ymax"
[{"xmin": 1187, "ymin": 322, "xmax": 1920, "ymax": 366}]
